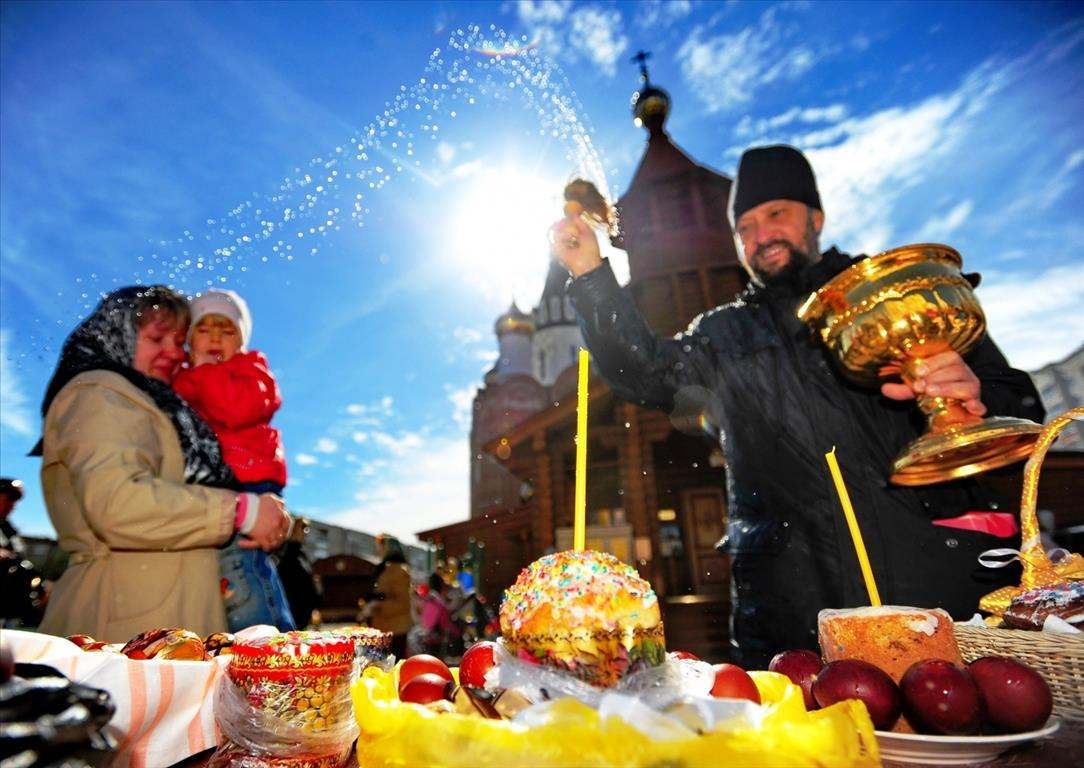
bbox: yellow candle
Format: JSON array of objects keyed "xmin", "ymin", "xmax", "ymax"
[
  {"xmin": 825, "ymin": 447, "xmax": 882, "ymax": 607},
  {"xmin": 574, "ymin": 348, "xmax": 589, "ymax": 552}
]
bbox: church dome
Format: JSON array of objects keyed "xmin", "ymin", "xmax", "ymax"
[
  {"xmin": 495, "ymin": 301, "xmax": 534, "ymax": 336},
  {"xmin": 632, "ymin": 84, "xmax": 671, "ymax": 136}
]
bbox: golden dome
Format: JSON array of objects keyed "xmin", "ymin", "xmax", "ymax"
[{"xmin": 495, "ymin": 301, "xmax": 535, "ymax": 336}]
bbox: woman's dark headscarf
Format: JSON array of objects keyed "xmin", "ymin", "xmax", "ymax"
[{"xmin": 34, "ymin": 285, "xmax": 238, "ymax": 490}]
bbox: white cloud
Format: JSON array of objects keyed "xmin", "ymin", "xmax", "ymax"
[
  {"xmin": 295, "ymin": 453, "xmax": 319, "ymax": 466},
  {"xmin": 514, "ymin": 1, "xmax": 627, "ymax": 78},
  {"xmin": 1043, "ymin": 20, "xmax": 1084, "ymax": 64},
  {"xmin": 851, "ymin": 33, "xmax": 871, "ymax": 52},
  {"xmin": 449, "ymin": 159, "xmax": 484, "ymax": 180},
  {"xmin": 915, "ymin": 200, "xmax": 974, "ymax": 242},
  {"xmin": 734, "ymin": 104, "xmax": 848, "ymax": 138},
  {"xmin": 435, "ymin": 141, "xmax": 456, "ymax": 164},
  {"xmin": 447, "ymin": 325, "xmax": 498, "ymax": 368},
  {"xmin": 788, "ymin": 63, "xmax": 1009, "ymax": 254},
  {"xmin": 636, "ymin": 0, "xmax": 693, "ymax": 29},
  {"xmin": 446, "ymin": 384, "xmax": 477, "ymax": 431},
  {"xmin": 567, "ymin": 7, "xmax": 629, "ymax": 77},
  {"xmin": 330, "ymin": 433, "xmax": 469, "ymax": 545},
  {"xmin": 516, "ymin": 0, "xmax": 569, "ymax": 25},
  {"xmin": 1000, "ymin": 147, "xmax": 1084, "ymax": 218},
  {"xmin": 369, "ymin": 430, "xmax": 425, "ymax": 458},
  {"xmin": 343, "ymin": 396, "xmax": 395, "ymax": 425},
  {"xmin": 452, "ymin": 326, "xmax": 484, "ymax": 345},
  {"xmin": 787, "ymin": 24, "xmax": 1082, "ymax": 256},
  {"xmin": 677, "ymin": 7, "xmax": 820, "ymax": 113},
  {"xmin": 0, "ymin": 330, "xmax": 35, "ymax": 436},
  {"xmin": 977, "ymin": 265, "xmax": 1084, "ymax": 370},
  {"xmin": 314, "ymin": 437, "xmax": 339, "ymax": 454}
]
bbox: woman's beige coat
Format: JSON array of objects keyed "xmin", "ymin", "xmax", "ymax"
[
  {"xmin": 39, "ymin": 370, "xmax": 237, "ymax": 642},
  {"xmin": 368, "ymin": 563, "xmax": 414, "ymax": 636}
]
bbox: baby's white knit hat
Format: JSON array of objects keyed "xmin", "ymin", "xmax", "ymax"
[{"xmin": 188, "ymin": 289, "xmax": 252, "ymax": 350}]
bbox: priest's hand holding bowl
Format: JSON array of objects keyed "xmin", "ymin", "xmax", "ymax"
[{"xmin": 879, "ymin": 349, "xmax": 987, "ymax": 417}]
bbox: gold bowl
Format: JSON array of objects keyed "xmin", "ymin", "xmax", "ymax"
[{"xmin": 797, "ymin": 243, "xmax": 1042, "ymax": 485}]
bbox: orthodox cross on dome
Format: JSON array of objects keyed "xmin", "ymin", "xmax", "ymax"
[{"xmin": 631, "ymin": 50, "xmax": 652, "ymax": 84}]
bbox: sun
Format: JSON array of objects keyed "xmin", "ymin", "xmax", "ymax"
[
  {"xmin": 447, "ymin": 166, "xmax": 566, "ymax": 303},
  {"xmin": 444, "ymin": 163, "xmax": 628, "ymax": 305}
]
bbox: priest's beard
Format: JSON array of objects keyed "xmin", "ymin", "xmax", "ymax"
[{"xmin": 748, "ymin": 216, "xmax": 821, "ymax": 292}]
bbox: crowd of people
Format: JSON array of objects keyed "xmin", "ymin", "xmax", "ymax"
[{"xmin": 361, "ymin": 535, "xmax": 496, "ymax": 662}]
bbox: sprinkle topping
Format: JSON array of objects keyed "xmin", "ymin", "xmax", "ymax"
[{"xmin": 500, "ymin": 550, "xmax": 660, "ymax": 635}]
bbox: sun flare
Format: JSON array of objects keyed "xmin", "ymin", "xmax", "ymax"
[
  {"xmin": 448, "ymin": 167, "xmax": 565, "ymax": 301},
  {"xmin": 447, "ymin": 166, "xmax": 624, "ymax": 304}
]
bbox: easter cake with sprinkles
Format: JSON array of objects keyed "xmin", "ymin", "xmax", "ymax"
[{"xmin": 499, "ymin": 549, "xmax": 666, "ymax": 687}]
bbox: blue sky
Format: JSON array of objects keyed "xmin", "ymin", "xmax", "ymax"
[{"xmin": 2, "ymin": 1, "xmax": 1082, "ymax": 544}]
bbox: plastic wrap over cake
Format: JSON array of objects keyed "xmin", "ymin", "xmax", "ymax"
[
  {"xmin": 326, "ymin": 626, "xmax": 394, "ymax": 672},
  {"xmin": 818, "ymin": 605, "xmax": 964, "ymax": 682},
  {"xmin": 499, "ymin": 550, "xmax": 666, "ymax": 687}
]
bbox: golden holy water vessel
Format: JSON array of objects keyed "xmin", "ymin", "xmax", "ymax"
[{"xmin": 797, "ymin": 243, "xmax": 1043, "ymax": 486}]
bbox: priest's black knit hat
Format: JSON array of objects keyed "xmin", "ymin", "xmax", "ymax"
[{"xmin": 728, "ymin": 145, "xmax": 822, "ymax": 224}]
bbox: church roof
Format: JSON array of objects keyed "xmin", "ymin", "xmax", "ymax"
[
  {"xmin": 534, "ymin": 261, "xmax": 577, "ymax": 329},
  {"xmin": 620, "ymin": 130, "xmax": 730, "ymax": 206}
]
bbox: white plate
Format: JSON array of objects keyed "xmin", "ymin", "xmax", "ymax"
[{"xmin": 875, "ymin": 718, "xmax": 1060, "ymax": 765}]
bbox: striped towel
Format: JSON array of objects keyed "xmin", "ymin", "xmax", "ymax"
[{"xmin": 2, "ymin": 629, "xmax": 224, "ymax": 768}]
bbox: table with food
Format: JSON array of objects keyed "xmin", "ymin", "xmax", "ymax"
[{"xmin": 2, "ymin": 533, "xmax": 1081, "ymax": 768}]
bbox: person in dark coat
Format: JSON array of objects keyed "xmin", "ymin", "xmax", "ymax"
[
  {"xmin": 1, "ymin": 477, "xmax": 46, "ymax": 627},
  {"xmin": 550, "ymin": 146, "xmax": 1044, "ymax": 667},
  {"xmin": 276, "ymin": 518, "xmax": 322, "ymax": 629},
  {"xmin": 0, "ymin": 478, "xmax": 27, "ymax": 559}
]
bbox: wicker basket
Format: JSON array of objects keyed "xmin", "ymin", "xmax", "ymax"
[
  {"xmin": 956, "ymin": 624, "xmax": 1084, "ymax": 721},
  {"xmin": 957, "ymin": 407, "xmax": 1084, "ymax": 721}
]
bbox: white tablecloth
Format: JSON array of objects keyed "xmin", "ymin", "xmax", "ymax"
[{"xmin": 2, "ymin": 629, "xmax": 224, "ymax": 768}]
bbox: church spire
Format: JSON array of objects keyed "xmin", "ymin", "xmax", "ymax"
[{"xmin": 629, "ymin": 49, "xmax": 671, "ymax": 136}]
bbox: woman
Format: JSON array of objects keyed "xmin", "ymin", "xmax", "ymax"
[
  {"xmin": 415, "ymin": 573, "xmax": 462, "ymax": 660},
  {"xmin": 36, "ymin": 286, "xmax": 291, "ymax": 642},
  {"xmin": 364, "ymin": 534, "xmax": 413, "ymax": 659}
]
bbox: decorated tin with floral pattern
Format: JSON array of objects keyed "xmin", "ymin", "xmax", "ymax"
[{"xmin": 227, "ymin": 631, "xmax": 354, "ymax": 735}]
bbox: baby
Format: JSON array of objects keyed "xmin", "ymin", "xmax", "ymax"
[{"xmin": 174, "ymin": 289, "xmax": 296, "ymax": 631}]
